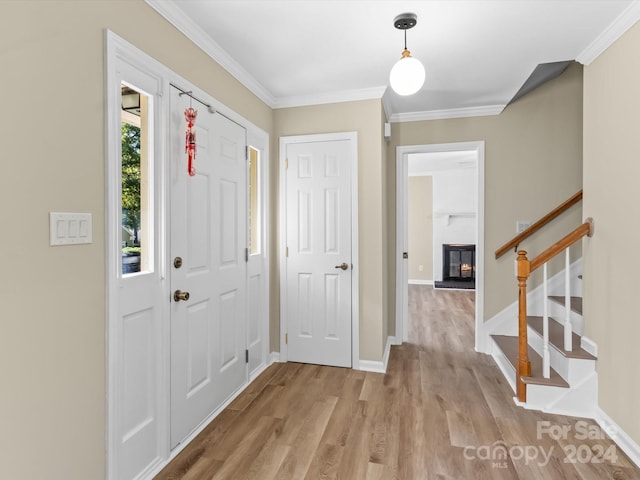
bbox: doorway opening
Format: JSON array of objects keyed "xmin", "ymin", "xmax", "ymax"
[{"xmin": 396, "ymin": 141, "xmax": 485, "ymax": 351}]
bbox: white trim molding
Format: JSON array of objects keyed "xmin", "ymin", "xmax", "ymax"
[
  {"xmin": 577, "ymin": 0, "xmax": 640, "ymax": 65},
  {"xmin": 390, "ymin": 105, "xmax": 504, "ymax": 123},
  {"xmin": 145, "ymin": 0, "xmax": 386, "ymax": 110},
  {"xmin": 594, "ymin": 407, "xmax": 640, "ymax": 469},
  {"xmin": 579, "ymin": 336, "xmax": 598, "ymax": 358},
  {"xmin": 145, "ymin": 0, "xmax": 276, "ymax": 106},
  {"xmin": 358, "ymin": 336, "xmax": 399, "ymax": 373},
  {"xmin": 272, "ymin": 86, "xmax": 386, "ymax": 109},
  {"xmin": 269, "ymin": 351, "xmax": 282, "ymax": 364}
]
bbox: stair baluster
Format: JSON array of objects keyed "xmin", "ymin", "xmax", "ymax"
[
  {"xmin": 564, "ymin": 248, "xmax": 573, "ymax": 351},
  {"xmin": 542, "ymin": 262, "xmax": 550, "ymax": 378}
]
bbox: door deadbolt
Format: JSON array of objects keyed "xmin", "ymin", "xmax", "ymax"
[
  {"xmin": 334, "ymin": 262, "xmax": 349, "ymax": 271},
  {"xmin": 173, "ymin": 256, "xmax": 183, "ymax": 268},
  {"xmin": 173, "ymin": 290, "xmax": 190, "ymax": 302}
]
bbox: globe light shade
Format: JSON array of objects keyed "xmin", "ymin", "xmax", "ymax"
[{"xmin": 389, "ymin": 50, "xmax": 425, "ymax": 96}]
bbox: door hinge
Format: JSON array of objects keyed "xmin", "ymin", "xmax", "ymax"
[
  {"xmin": 245, "ymin": 145, "xmax": 249, "ymax": 161},
  {"xmin": 285, "ymin": 158, "xmax": 288, "ymax": 169},
  {"xmin": 285, "ymin": 333, "xmax": 288, "ymax": 345},
  {"xmin": 245, "ymin": 349, "xmax": 249, "ymax": 363},
  {"xmin": 285, "ymin": 246, "xmax": 289, "ymax": 257},
  {"xmin": 245, "ymin": 247, "xmax": 249, "ymax": 262}
]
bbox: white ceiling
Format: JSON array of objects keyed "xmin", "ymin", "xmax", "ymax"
[{"xmin": 147, "ymin": 0, "xmax": 639, "ymax": 121}]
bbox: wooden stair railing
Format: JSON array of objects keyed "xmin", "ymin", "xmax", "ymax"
[
  {"xmin": 515, "ymin": 218, "xmax": 594, "ymax": 403},
  {"xmin": 495, "ymin": 190, "xmax": 583, "ymax": 259}
]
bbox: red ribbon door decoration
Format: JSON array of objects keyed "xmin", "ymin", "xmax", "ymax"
[{"xmin": 185, "ymin": 107, "xmax": 197, "ymax": 176}]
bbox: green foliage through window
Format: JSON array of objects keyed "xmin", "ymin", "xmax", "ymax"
[{"xmin": 122, "ymin": 122, "xmax": 141, "ymax": 245}]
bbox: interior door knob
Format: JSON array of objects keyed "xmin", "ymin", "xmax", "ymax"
[
  {"xmin": 335, "ymin": 262, "xmax": 349, "ymax": 271},
  {"xmin": 173, "ymin": 290, "xmax": 190, "ymax": 302}
]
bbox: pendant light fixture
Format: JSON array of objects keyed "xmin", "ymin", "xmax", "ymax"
[{"xmin": 389, "ymin": 12, "xmax": 425, "ymax": 96}]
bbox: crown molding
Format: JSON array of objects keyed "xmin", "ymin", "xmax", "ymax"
[
  {"xmin": 146, "ymin": 0, "xmax": 388, "ymax": 110},
  {"xmin": 576, "ymin": 0, "xmax": 640, "ymax": 65},
  {"xmin": 272, "ymin": 86, "xmax": 387, "ymax": 109},
  {"xmin": 145, "ymin": 0, "xmax": 277, "ymax": 107},
  {"xmin": 390, "ymin": 104, "xmax": 505, "ymax": 123}
]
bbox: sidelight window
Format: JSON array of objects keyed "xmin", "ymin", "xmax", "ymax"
[
  {"xmin": 121, "ymin": 83, "xmax": 153, "ymax": 275},
  {"xmin": 248, "ymin": 146, "xmax": 261, "ymax": 255}
]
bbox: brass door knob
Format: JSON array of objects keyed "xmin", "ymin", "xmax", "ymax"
[
  {"xmin": 173, "ymin": 290, "xmax": 190, "ymax": 302},
  {"xmin": 334, "ymin": 262, "xmax": 349, "ymax": 271}
]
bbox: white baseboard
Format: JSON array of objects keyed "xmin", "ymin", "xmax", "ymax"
[
  {"xmin": 358, "ymin": 359, "xmax": 386, "ymax": 373},
  {"xmin": 269, "ymin": 351, "xmax": 281, "ymax": 364},
  {"xmin": 580, "ymin": 336, "xmax": 598, "ymax": 358},
  {"xmin": 409, "ymin": 279, "xmax": 433, "ymax": 285},
  {"xmin": 594, "ymin": 407, "xmax": 640, "ymax": 469},
  {"xmin": 358, "ymin": 336, "xmax": 399, "ymax": 373}
]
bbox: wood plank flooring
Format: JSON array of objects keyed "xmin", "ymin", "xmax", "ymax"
[{"xmin": 155, "ymin": 285, "xmax": 640, "ymax": 479}]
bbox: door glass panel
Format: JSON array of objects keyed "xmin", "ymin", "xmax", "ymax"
[
  {"xmin": 121, "ymin": 84, "xmax": 153, "ymax": 275},
  {"xmin": 248, "ymin": 146, "xmax": 261, "ymax": 255}
]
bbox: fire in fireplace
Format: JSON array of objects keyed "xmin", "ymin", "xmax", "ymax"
[{"xmin": 443, "ymin": 244, "xmax": 475, "ymax": 282}]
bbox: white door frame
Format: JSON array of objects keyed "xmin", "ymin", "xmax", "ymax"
[
  {"xmin": 105, "ymin": 31, "xmax": 270, "ymax": 480},
  {"xmin": 395, "ymin": 141, "xmax": 485, "ymax": 352},
  {"xmin": 279, "ymin": 132, "xmax": 360, "ymax": 369}
]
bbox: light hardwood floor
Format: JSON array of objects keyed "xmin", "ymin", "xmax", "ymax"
[{"xmin": 155, "ymin": 285, "xmax": 640, "ymax": 479}]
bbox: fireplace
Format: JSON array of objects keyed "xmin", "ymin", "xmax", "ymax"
[{"xmin": 441, "ymin": 244, "xmax": 475, "ymax": 287}]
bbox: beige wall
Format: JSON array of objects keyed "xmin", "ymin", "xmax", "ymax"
[
  {"xmin": 273, "ymin": 100, "xmax": 388, "ymax": 361},
  {"xmin": 408, "ymin": 176, "xmax": 434, "ymax": 281},
  {"xmin": 583, "ymin": 21, "xmax": 640, "ymax": 447},
  {"xmin": 0, "ymin": 2, "xmax": 272, "ymax": 479},
  {"xmin": 0, "ymin": 1, "xmax": 607, "ymax": 477},
  {"xmin": 387, "ymin": 62, "xmax": 584, "ymax": 328}
]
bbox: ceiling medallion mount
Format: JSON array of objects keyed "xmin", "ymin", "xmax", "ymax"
[{"xmin": 393, "ymin": 12, "xmax": 417, "ymax": 30}]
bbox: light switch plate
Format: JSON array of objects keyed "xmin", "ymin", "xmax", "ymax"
[
  {"xmin": 516, "ymin": 220, "xmax": 531, "ymax": 234},
  {"xmin": 50, "ymin": 212, "xmax": 93, "ymax": 246}
]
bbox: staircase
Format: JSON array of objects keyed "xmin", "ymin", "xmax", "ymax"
[
  {"xmin": 491, "ymin": 190, "xmax": 598, "ymax": 416},
  {"xmin": 490, "ymin": 274, "xmax": 598, "ymax": 417}
]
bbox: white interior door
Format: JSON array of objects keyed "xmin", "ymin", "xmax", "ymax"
[
  {"xmin": 169, "ymin": 87, "xmax": 247, "ymax": 448},
  {"xmin": 285, "ymin": 139, "xmax": 353, "ymax": 367}
]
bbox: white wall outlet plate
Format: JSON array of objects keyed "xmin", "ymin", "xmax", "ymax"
[{"xmin": 49, "ymin": 212, "xmax": 93, "ymax": 246}]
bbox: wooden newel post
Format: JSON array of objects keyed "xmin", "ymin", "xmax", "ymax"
[{"xmin": 516, "ymin": 250, "xmax": 531, "ymax": 403}]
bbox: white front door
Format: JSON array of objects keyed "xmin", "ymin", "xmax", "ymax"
[
  {"xmin": 284, "ymin": 138, "xmax": 353, "ymax": 367},
  {"xmin": 169, "ymin": 87, "xmax": 247, "ymax": 447}
]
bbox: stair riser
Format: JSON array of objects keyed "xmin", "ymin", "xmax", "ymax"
[
  {"xmin": 527, "ymin": 327, "xmax": 595, "ymax": 384},
  {"xmin": 490, "ymin": 339, "xmax": 517, "ymax": 393},
  {"xmin": 529, "ymin": 373, "xmax": 598, "ymax": 419},
  {"xmin": 548, "ymin": 301, "xmax": 583, "ymax": 335},
  {"xmin": 523, "ymin": 384, "xmax": 568, "ymax": 410}
]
